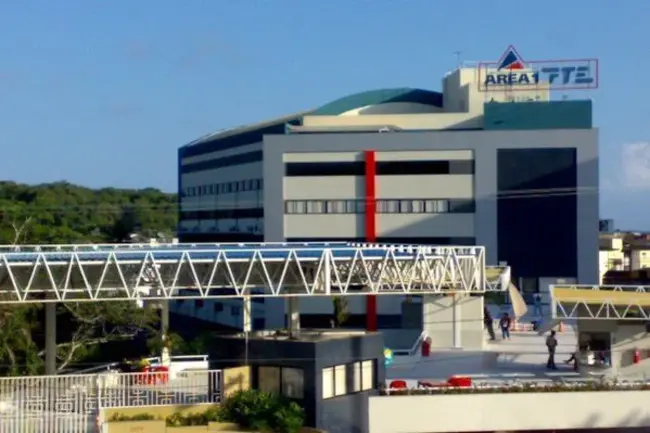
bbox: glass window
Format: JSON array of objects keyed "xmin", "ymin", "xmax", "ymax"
[
  {"xmin": 425, "ymin": 199, "xmax": 449, "ymax": 213},
  {"xmin": 334, "ymin": 365, "xmax": 346, "ymax": 396},
  {"xmin": 282, "ymin": 368, "xmax": 304, "ymax": 399},
  {"xmin": 377, "ymin": 199, "xmax": 399, "ymax": 214},
  {"xmin": 449, "ymin": 160, "xmax": 474, "ymax": 175},
  {"xmin": 352, "ymin": 360, "xmax": 374, "ymax": 392},
  {"xmin": 449, "ymin": 199, "xmax": 475, "ymax": 213},
  {"xmin": 306, "ymin": 201, "xmax": 325, "ymax": 214},
  {"xmin": 327, "ymin": 200, "xmax": 346, "ymax": 214},
  {"xmin": 412, "ymin": 199, "xmax": 425, "ymax": 213},
  {"xmin": 259, "ymin": 366, "xmax": 281, "ymax": 393},
  {"xmin": 352, "ymin": 363, "xmax": 361, "ymax": 393},
  {"xmin": 361, "ymin": 360, "xmax": 373, "ymax": 390},
  {"xmin": 231, "ymin": 305, "xmax": 241, "ymax": 316},
  {"xmin": 399, "ymin": 200, "xmax": 412, "ymax": 213},
  {"xmin": 322, "ymin": 367, "xmax": 334, "ymax": 399}
]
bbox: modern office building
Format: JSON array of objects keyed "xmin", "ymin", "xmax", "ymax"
[{"xmin": 175, "ymin": 65, "xmax": 599, "ymax": 330}]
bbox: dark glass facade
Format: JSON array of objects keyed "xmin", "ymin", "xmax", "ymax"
[{"xmin": 497, "ymin": 148, "xmax": 578, "ymax": 283}]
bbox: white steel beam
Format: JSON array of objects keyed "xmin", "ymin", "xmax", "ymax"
[
  {"xmin": 0, "ymin": 244, "xmax": 487, "ymax": 304},
  {"xmin": 550, "ymin": 284, "xmax": 650, "ymax": 321}
]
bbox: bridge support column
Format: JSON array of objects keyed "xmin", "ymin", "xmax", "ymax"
[
  {"xmin": 452, "ymin": 294, "xmax": 462, "ymax": 349},
  {"xmin": 160, "ymin": 300, "xmax": 171, "ymax": 367},
  {"xmin": 288, "ymin": 297, "xmax": 300, "ymax": 338},
  {"xmin": 45, "ymin": 303, "xmax": 57, "ymax": 375},
  {"xmin": 243, "ymin": 296, "xmax": 252, "ymax": 364}
]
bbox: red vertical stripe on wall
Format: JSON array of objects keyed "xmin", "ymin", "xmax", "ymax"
[{"xmin": 364, "ymin": 150, "xmax": 378, "ymax": 332}]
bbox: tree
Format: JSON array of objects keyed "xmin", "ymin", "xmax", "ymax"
[{"xmin": 0, "ymin": 181, "xmax": 178, "ymax": 375}]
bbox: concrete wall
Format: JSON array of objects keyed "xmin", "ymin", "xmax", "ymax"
[
  {"xmin": 422, "ymin": 294, "xmax": 484, "ymax": 349},
  {"xmin": 368, "ymin": 391, "xmax": 650, "ymax": 433}
]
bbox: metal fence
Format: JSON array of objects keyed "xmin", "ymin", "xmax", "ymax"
[{"xmin": 0, "ymin": 370, "xmax": 222, "ymax": 433}]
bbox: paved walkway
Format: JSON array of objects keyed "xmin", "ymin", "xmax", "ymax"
[{"xmin": 387, "ymin": 325, "xmax": 586, "ymax": 385}]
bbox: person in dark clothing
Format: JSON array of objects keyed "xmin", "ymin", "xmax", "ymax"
[
  {"xmin": 546, "ymin": 330, "xmax": 558, "ymax": 370},
  {"xmin": 483, "ymin": 307, "xmax": 496, "ymax": 341},
  {"xmin": 499, "ymin": 313, "xmax": 511, "ymax": 340}
]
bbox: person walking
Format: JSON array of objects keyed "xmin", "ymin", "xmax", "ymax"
[
  {"xmin": 533, "ymin": 293, "xmax": 543, "ymax": 317},
  {"xmin": 546, "ymin": 330, "xmax": 558, "ymax": 370},
  {"xmin": 499, "ymin": 313, "xmax": 511, "ymax": 340},
  {"xmin": 484, "ymin": 307, "xmax": 496, "ymax": 341}
]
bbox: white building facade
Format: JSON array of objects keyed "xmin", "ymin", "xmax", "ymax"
[{"xmin": 175, "ymin": 67, "xmax": 599, "ymax": 331}]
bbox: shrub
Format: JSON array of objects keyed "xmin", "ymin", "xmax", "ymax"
[
  {"xmin": 109, "ymin": 413, "xmax": 157, "ymax": 422},
  {"xmin": 220, "ymin": 389, "xmax": 305, "ymax": 433},
  {"xmin": 165, "ymin": 407, "xmax": 223, "ymax": 426}
]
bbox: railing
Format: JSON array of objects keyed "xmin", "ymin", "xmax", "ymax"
[
  {"xmin": 70, "ymin": 354, "xmax": 210, "ymax": 375},
  {"xmin": 0, "ymin": 370, "xmax": 222, "ymax": 433}
]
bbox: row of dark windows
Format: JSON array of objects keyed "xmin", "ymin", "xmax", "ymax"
[
  {"xmin": 182, "ymin": 178, "xmax": 263, "ymax": 198},
  {"xmin": 284, "ymin": 199, "xmax": 475, "ymax": 214},
  {"xmin": 180, "ymin": 150, "xmax": 263, "ymax": 174},
  {"xmin": 284, "ymin": 160, "xmax": 474, "ymax": 177},
  {"xmin": 180, "ymin": 208, "xmax": 264, "ymax": 220},
  {"xmin": 179, "ymin": 121, "xmax": 288, "ymax": 159}
]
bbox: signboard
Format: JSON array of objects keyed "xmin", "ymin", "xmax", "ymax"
[{"xmin": 478, "ymin": 45, "xmax": 598, "ymax": 92}]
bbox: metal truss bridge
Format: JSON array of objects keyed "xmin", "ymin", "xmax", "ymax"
[
  {"xmin": 0, "ymin": 242, "xmax": 508, "ymax": 304},
  {"xmin": 550, "ymin": 284, "xmax": 650, "ymax": 321}
]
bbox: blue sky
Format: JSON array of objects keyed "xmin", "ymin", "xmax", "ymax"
[{"xmin": 1, "ymin": 1, "xmax": 649, "ymax": 229}]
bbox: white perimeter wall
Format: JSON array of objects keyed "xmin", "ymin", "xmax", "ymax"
[{"xmin": 369, "ymin": 391, "xmax": 650, "ymax": 433}]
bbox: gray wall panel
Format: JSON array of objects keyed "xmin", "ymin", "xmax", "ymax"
[{"xmin": 376, "ymin": 175, "xmax": 473, "ymax": 199}]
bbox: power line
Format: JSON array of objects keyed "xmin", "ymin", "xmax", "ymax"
[{"xmin": 0, "ymin": 186, "xmax": 600, "ymax": 213}]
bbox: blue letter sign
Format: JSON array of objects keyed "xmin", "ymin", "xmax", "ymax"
[{"xmin": 478, "ymin": 46, "xmax": 599, "ymax": 92}]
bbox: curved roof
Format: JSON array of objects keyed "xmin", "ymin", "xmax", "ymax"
[{"xmin": 312, "ymin": 88, "xmax": 443, "ymax": 116}]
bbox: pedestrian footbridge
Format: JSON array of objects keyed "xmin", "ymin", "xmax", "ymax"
[
  {"xmin": 0, "ymin": 242, "xmax": 502, "ymax": 303},
  {"xmin": 550, "ymin": 284, "xmax": 650, "ymax": 320}
]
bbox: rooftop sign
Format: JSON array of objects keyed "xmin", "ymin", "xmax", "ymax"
[{"xmin": 478, "ymin": 45, "xmax": 599, "ymax": 92}]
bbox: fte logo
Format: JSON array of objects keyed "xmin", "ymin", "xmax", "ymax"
[{"xmin": 479, "ymin": 45, "xmax": 599, "ymax": 92}]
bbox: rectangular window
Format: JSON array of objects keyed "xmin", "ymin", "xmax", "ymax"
[
  {"xmin": 213, "ymin": 302, "xmax": 223, "ymax": 312},
  {"xmin": 326, "ymin": 200, "xmax": 346, "ymax": 214},
  {"xmin": 360, "ymin": 360, "xmax": 374, "ymax": 391},
  {"xmin": 259, "ymin": 366, "xmax": 281, "ymax": 394},
  {"xmin": 322, "ymin": 367, "xmax": 334, "ymax": 399},
  {"xmin": 344, "ymin": 200, "xmax": 364, "ymax": 214},
  {"xmin": 449, "ymin": 160, "xmax": 474, "ymax": 174},
  {"xmin": 231, "ymin": 305, "xmax": 241, "ymax": 316},
  {"xmin": 376, "ymin": 199, "xmax": 399, "ymax": 214},
  {"xmin": 399, "ymin": 200, "xmax": 412, "ymax": 213},
  {"xmin": 306, "ymin": 200, "xmax": 326, "ymax": 214},
  {"xmin": 449, "ymin": 199, "xmax": 475, "ymax": 213},
  {"xmin": 285, "ymin": 162, "xmax": 365, "ymax": 177},
  {"xmin": 281, "ymin": 368, "xmax": 304, "ymax": 399},
  {"xmin": 334, "ymin": 364, "xmax": 346, "ymax": 396},
  {"xmin": 322, "ymin": 364, "xmax": 347, "ymax": 399}
]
